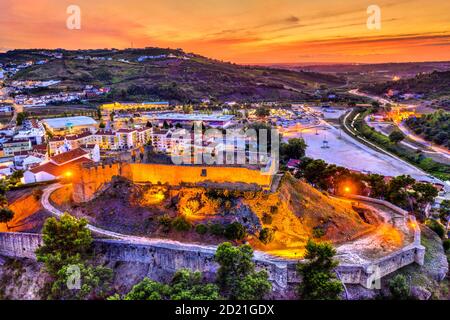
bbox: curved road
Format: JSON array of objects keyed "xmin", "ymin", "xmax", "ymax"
[{"xmin": 350, "ymin": 89, "xmax": 450, "ymax": 160}]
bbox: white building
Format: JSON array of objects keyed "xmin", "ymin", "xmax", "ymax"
[{"xmin": 23, "ymin": 148, "xmax": 93, "ymax": 184}]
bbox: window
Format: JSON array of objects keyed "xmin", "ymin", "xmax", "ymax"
[{"xmin": 201, "ymin": 168, "xmax": 207, "ymax": 177}]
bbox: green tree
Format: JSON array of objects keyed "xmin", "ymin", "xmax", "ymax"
[
  {"xmin": 0, "ymin": 207, "xmax": 15, "ymax": 229},
  {"xmin": 386, "ymin": 175, "xmax": 415, "ymax": 209},
  {"xmin": 36, "ymin": 213, "xmax": 93, "ymax": 276},
  {"xmin": 224, "ymin": 222, "xmax": 246, "ymax": 240},
  {"xmin": 412, "ymin": 183, "xmax": 438, "ymax": 208},
  {"xmin": 255, "ymin": 107, "xmax": 271, "ymax": 118},
  {"xmin": 51, "ymin": 263, "xmax": 113, "ymax": 300},
  {"xmin": 117, "ymin": 269, "xmax": 220, "ymax": 300},
  {"xmin": 389, "ymin": 274, "xmax": 410, "ymax": 300},
  {"xmin": 297, "ymin": 240, "xmax": 343, "ymax": 300},
  {"xmin": 281, "ymin": 138, "xmax": 307, "ymax": 160},
  {"xmin": 170, "ymin": 269, "xmax": 220, "ymax": 300},
  {"xmin": 172, "ymin": 216, "xmax": 192, "ymax": 232},
  {"xmin": 124, "ymin": 278, "xmax": 171, "ymax": 300},
  {"xmin": 365, "ymin": 174, "xmax": 387, "ymax": 198},
  {"xmin": 214, "ymin": 242, "xmax": 271, "ymax": 300},
  {"xmin": 16, "ymin": 112, "xmax": 28, "ymax": 125},
  {"xmin": 425, "ymin": 219, "xmax": 446, "ymax": 239},
  {"xmin": 439, "ymin": 200, "xmax": 450, "ymax": 224},
  {"xmin": 389, "ymin": 130, "xmax": 405, "ymax": 144},
  {"xmin": 235, "ymin": 270, "xmax": 272, "ymax": 300},
  {"xmin": 259, "ymin": 228, "xmax": 274, "ymax": 245}
]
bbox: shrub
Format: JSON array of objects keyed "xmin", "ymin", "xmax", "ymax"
[
  {"xmin": 312, "ymin": 227, "xmax": 325, "ymax": 239},
  {"xmin": 262, "ymin": 213, "xmax": 273, "ymax": 225},
  {"xmin": 389, "ymin": 275, "xmax": 410, "ymax": 300},
  {"xmin": 32, "ymin": 188, "xmax": 44, "ymax": 201},
  {"xmin": 425, "ymin": 219, "xmax": 446, "ymax": 239},
  {"xmin": 443, "ymin": 239, "xmax": 450, "ymax": 252},
  {"xmin": 259, "ymin": 228, "xmax": 274, "ymax": 245},
  {"xmin": 195, "ymin": 224, "xmax": 208, "ymax": 235},
  {"xmin": 172, "ymin": 216, "xmax": 192, "ymax": 232},
  {"xmin": 224, "ymin": 222, "xmax": 246, "ymax": 241},
  {"xmin": 158, "ymin": 214, "xmax": 173, "ymax": 233},
  {"xmin": 209, "ymin": 223, "xmax": 225, "ymax": 236}
]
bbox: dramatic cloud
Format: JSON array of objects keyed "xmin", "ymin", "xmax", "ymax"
[{"xmin": 1, "ymin": 0, "xmax": 449, "ymax": 63}]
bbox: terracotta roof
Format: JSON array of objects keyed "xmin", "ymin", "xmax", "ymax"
[
  {"xmin": 32, "ymin": 144, "xmax": 47, "ymax": 152},
  {"xmin": 30, "ymin": 157, "xmax": 93, "ymax": 176},
  {"xmin": 50, "ymin": 148, "xmax": 89, "ymax": 165}
]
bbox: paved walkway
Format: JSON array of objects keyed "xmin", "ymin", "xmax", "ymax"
[{"xmin": 41, "ymin": 183, "xmax": 280, "ymax": 262}]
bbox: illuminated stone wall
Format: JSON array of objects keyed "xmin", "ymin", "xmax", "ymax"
[
  {"xmin": 0, "ymin": 232, "xmax": 426, "ymax": 297},
  {"xmin": 72, "ymin": 163, "xmax": 273, "ymax": 203}
]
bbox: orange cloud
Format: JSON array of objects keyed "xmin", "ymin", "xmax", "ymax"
[{"xmin": 0, "ymin": 0, "xmax": 450, "ymax": 63}]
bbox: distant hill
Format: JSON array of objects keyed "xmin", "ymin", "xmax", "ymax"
[
  {"xmin": 361, "ymin": 70, "xmax": 450, "ymax": 103},
  {"xmin": 1, "ymin": 48, "xmax": 345, "ymax": 104}
]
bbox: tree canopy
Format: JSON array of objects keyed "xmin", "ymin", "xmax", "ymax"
[
  {"xmin": 214, "ymin": 242, "xmax": 271, "ymax": 300},
  {"xmin": 297, "ymin": 240, "xmax": 343, "ymax": 300}
]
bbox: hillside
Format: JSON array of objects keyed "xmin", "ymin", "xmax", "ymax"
[
  {"xmin": 361, "ymin": 71, "xmax": 450, "ymax": 107},
  {"xmin": 405, "ymin": 110, "xmax": 450, "ymax": 149},
  {"xmin": 50, "ymin": 174, "xmax": 382, "ymax": 258},
  {"xmin": 1, "ymin": 48, "xmax": 345, "ymax": 104}
]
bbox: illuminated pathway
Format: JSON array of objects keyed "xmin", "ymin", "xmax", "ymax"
[
  {"xmin": 40, "ymin": 183, "xmax": 280, "ymax": 262},
  {"xmin": 41, "ymin": 183, "xmax": 417, "ymax": 265}
]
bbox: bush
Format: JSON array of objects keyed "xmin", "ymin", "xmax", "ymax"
[
  {"xmin": 172, "ymin": 216, "xmax": 192, "ymax": 232},
  {"xmin": 259, "ymin": 228, "xmax": 274, "ymax": 245},
  {"xmin": 425, "ymin": 219, "xmax": 446, "ymax": 239},
  {"xmin": 262, "ymin": 213, "xmax": 273, "ymax": 225},
  {"xmin": 195, "ymin": 224, "xmax": 208, "ymax": 235},
  {"xmin": 32, "ymin": 188, "xmax": 43, "ymax": 201},
  {"xmin": 312, "ymin": 227, "xmax": 325, "ymax": 239},
  {"xmin": 158, "ymin": 214, "xmax": 173, "ymax": 233},
  {"xmin": 443, "ymin": 239, "xmax": 450, "ymax": 252},
  {"xmin": 224, "ymin": 222, "xmax": 246, "ymax": 241},
  {"xmin": 389, "ymin": 275, "xmax": 410, "ymax": 300},
  {"xmin": 209, "ymin": 223, "xmax": 225, "ymax": 236}
]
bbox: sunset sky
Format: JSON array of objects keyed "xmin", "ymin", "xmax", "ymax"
[{"xmin": 1, "ymin": 0, "xmax": 450, "ymax": 64}]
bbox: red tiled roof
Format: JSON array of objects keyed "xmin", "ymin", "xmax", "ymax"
[
  {"xmin": 30, "ymin": 157, "xmax": 93, "ymax": 176},
  {"xmin": 50, "ymin": 148, "xmax": 88, "ymax": 165},
  {"xmin": 32, "ymin": 144, "xmax": 47, "ymax": 152}
]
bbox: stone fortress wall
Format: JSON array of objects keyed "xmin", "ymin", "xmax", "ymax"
[
  {"xmin": 72, "ymin": 162, "xmax": 274, "ymax": 203},
  {"xmin": 0, "ymin": 221, "xmax": 425, "ymax": 297},
  {"xmin": 1, "ymin": 164, "xmax": 425, "ymax": 296}
]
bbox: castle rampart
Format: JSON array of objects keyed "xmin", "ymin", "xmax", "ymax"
[
  {"xmin": 72, "ymin": 162, "xmax": 274, "ymax": 202},
  {"xmin": 0, "ymin": 229, "xmax": 425, "ymax": 295}
]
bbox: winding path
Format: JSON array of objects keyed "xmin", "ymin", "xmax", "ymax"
[{"xmin": 41, "ymin": 183, "xmax": 280, "ymax": 262}]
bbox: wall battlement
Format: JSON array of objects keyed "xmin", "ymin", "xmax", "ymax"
[{"xmin": 72, "ymin": 162, "xmax": 274, "ymax": 202}]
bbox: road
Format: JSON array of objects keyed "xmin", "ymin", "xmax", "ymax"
[
  {"xmin": 343, "ymin": 109, "xmax": 449, "ymax": 193},
  {"xmin": 397, "ymin": 120, "xmax": 450, "ymax": 160},
  {"xmin": 350, "ymin": 88, "xmax": 450, "ymax": 160}
]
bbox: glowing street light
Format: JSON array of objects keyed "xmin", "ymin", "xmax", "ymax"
[{"xmin": 64, "ymin": 171, "xmax": 73, "ymax": 178}]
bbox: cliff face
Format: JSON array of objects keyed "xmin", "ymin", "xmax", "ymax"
[{"xmin": 0, "ymin": 258, "xmax": 48, "ymax": 300}]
